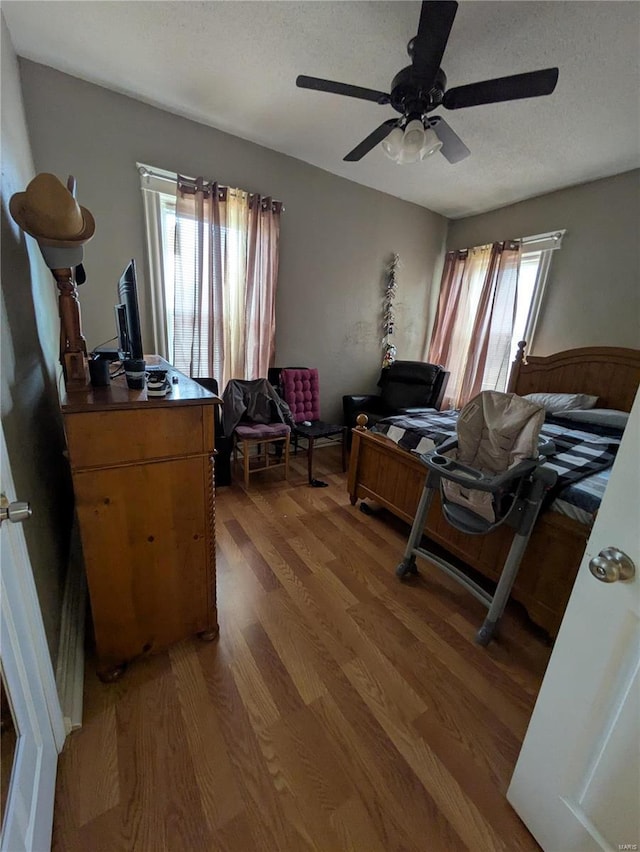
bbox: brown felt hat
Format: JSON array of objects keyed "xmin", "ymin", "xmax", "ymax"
[{"xmin": 9, "ymin": 173, "xmax": 95, "ymax": 247}]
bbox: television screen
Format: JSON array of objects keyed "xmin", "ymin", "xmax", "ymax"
[{"xmin": 117, "ymin": 259, "xmax": 143, "ymax": 359}]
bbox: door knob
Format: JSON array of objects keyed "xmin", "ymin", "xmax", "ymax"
[
  {"xmin": 589, "ymin": 547, "xmax": 635, "ymax": 583},
  {"xmin": 0, "ymin": 495, "xmax": 32, "ymax": 526}
]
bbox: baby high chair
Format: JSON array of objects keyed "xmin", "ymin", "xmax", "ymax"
[{"xmin": 395, "ymin": 391, "xmax": 557, "ymax": 645}]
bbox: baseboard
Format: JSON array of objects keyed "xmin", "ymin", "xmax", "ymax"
[{"xmin": 55, "ymin": 527, "xmax": 86, "ymax": 736}]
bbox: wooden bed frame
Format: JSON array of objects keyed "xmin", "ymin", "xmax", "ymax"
[{"xmin": 347, "ymin": 344, "xmax": 640, "ymax": 636}]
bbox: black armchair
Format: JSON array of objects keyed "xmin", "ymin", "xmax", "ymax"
[{"xmin": 343, "ymin": 361, "xmax": 449, "ymax": 438}]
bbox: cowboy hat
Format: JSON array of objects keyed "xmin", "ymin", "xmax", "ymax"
[{"xmin": 9, "ymin": 173, "xmax": 95, "ymax": 247}]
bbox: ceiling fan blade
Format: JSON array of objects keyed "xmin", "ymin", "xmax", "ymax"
[
  {"xmin": 296, "ymin": 75, "xmax": 390, "ymax": 105},
  {"xmin": 411, "ymin": 1, "xmax": 458, "ymax": 83},
  {"xmin": 430, "ymin": 116, "xmax": 470, "ymax": 163},
  {"xmin": 344, "ymin": 120, "xmax": 398, "ymax": 162},
  {"xmin": 443, "ymin": 67, "xmax": 559, "ymax": 110}
]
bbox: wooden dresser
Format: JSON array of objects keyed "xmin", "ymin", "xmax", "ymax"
[{"xmin": 61, "ymin": 357, "xmax": 221, "ymax": 681}]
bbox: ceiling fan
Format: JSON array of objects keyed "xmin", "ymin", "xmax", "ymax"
[{"xmin": 296, "ymin": 0, "xmax": 559, "ymax": 165}]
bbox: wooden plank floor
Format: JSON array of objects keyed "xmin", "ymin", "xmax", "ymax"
[{"xmin": 53, "ymin": 446, "xmax": 550, "ymax": 851}]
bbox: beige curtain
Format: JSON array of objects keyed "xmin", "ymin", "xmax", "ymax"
[
  {"xmin": 428, "ymin": 249, "xmax": 467, "ymax": 367},
  {"xmin": 172, "ymin": 178, "xmax": 281, "ymax": 389},
  {"xmin": 429, "ymin": 241, "xmax": 521, "ymax": 409},
  {"xmin": 245, "ymin": 197, "xmax": 281, "ymax": 381}
]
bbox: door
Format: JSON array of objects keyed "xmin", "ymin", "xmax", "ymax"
[
  {"xmin": 507, "ymin": 391, "xmax": 640, "ymax": 850},
  {"xmin": 1, "ymin": 424, "xmax": 65, "ymax": 852}
]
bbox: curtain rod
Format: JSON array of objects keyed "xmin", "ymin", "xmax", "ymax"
[
  {"xmin": 522, "ymin": 231, "xmax": 565, "ymax": 246},
  {"xmin": 137, "ymin": 165, "xmax": 285, "ymax": 212},
  {"xmin": 138, "ymin": 165, "xmax": 176, "ymax": 185}
]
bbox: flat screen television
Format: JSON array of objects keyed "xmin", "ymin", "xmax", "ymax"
[{"xmin": 115, "ymin": 259, "xmax": 143, "ymax": 360}]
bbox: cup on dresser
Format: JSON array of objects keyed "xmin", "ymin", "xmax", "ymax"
[
  {"xmin": 146, "ymin": 369, "xmax": 169, "ymax": 397},
  {"xmin": 123, "ymin": 357, "xmax": 146, "ymax": 390},
  {"xmin": 88, "ymin": 354, "xmax": 111, "ymax": 387}
]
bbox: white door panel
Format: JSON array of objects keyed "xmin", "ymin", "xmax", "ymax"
[
  {"xmin": 1, "ymin": 425, "xmax": 64, "ymax": 852},
  {"xmin": 508, "ymin": 391, "xmax": 640, "ymax": 851}
]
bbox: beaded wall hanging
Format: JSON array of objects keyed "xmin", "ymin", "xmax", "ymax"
[{"xmin": 382, "ymin": 253, "xmax": 399, "ymax": 368}]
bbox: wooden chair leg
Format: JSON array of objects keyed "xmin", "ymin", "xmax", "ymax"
[
  {"xmin": 284, "ymin": 434, "xmax": 290, "ymax": 480},
  {"xmin": 243, "ymin": 439, "xmax": 250, "ymax": 490}
]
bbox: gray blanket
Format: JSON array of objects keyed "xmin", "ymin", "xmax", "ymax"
[{"xmin": 222, "ymin": 378, "xmax": 294, "ymax": 437}]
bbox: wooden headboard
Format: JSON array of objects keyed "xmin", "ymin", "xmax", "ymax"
[{"xmin": 507, "ymin": 343, "xmax": 640, "ymax": 412}]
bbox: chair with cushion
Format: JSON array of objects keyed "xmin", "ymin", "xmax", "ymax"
[
  {"xmin": 280, "ymin": 368, "xmax": 347, "ymax": 487},
  {"xmin": 343, "ymin": 361, "xmax": 449, "ymax": 439},
  {"xmin": 222, "ymin": 378, "xmax": 291, "ymax": 489}
]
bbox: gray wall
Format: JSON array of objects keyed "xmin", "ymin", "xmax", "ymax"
[
  {"xmin": 448, "ymin": 170, "xmax": 640, "ymax": 355},
  {"xmin": 1, "ymin": 18, "xmax": 72, "ymax": 662},
  {"xmin": 19, "ymin": 60, "xmax": 447, "ymax": 422}
]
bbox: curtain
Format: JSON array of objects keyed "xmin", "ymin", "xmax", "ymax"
[
  {"xmin": 245, "ymin": 197, "xmax": 280, "ymax": 381},
  {"xmin": 429, "ymin": 241, "xmax": 521, "ymax": 409},
  {"xmin": 172, "ymin": 178, "xmax": 281, "ymax": 389},
  {"xmin": 428, "ymin": 249, "xmax": 467, "ymax": 368}
]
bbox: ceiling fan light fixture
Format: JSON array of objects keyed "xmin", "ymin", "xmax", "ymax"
[
  {"xmin": 397, "ymin": 145, "xmax": 422, "ymax": 165},
  {"xmin": 402, "ymin": 119, "xmax": 426, "ymax": 155},
  {"xmin": 381, "ymin": 119, "xmax": 439, "ymax": 164},
  {"xmin": 420, "ymin": 127, "xmax": 443, "ymax": 159},
  {"xmin": 381, "ymin": 126, "xmax": 404, "ymax": 160}
]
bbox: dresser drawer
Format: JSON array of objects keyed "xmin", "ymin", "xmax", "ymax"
[{"xmin": 65, "ymin": 405, "xmax": 213, "ymax": 469}]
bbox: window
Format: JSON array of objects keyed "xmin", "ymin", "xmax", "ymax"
[
  {"xmin": 138, "ymin": 162, "xmax": 282, "ymax": 385},
  {"xmin": 429, "ymin": 231, "xmax": 564, "ymax": 408},
  {"xmin": 138, "ymin": 165, "xmax": 179, "ymax": 361},
  {"xmin": 482, "ymin": 246, "xmax": 552, "ymax": 393},
  {"xmin": 514, "ymin": 234, "xmax": 562, "ymax": 355},
  {"xmin": 141, "ymin": 181, "xmax": 227, "ymax": 367}
]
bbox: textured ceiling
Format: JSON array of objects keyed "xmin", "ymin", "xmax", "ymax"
[{"xmin": 4, "ymin": 1, "xmax": 639, "ymax": 218}]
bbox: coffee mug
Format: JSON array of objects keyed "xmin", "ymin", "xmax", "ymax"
[
  {"xmin": 88, "ymin": 355, "xmax": 111, "ymax": 387},
  {"xmin": 123, "ymin": 358, "xmax": 146, "ymax": 390},
  {"xmin": 146, "ymin": 369, "xmax": 168, "ymax": 397}
]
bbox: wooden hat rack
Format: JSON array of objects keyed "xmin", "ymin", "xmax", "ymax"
[{"xmin": 46, "ymin": 176, "xmax": 90, "ymax": 390}]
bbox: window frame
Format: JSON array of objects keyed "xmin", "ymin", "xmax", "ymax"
[
  {"xmin": 139, "ymin": 163, "xmax": 179, "ymax": 359},
  {"xmin": 518, "ymin": 231, "xmax": 565, "ymax": 353}
]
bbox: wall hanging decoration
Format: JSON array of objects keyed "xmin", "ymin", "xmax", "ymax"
[{"xmin": 382, "ymin": 253, "xmax": 399, "ymax": 368}]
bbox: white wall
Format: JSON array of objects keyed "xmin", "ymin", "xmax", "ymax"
[
  {"xmin": 18, "ymin": 60, "xmax": 447, "ymax": 422},
  {"xmin": 1, "ymin": 16, "xmax": 72, "ymax": 662},
  {"xmin": 447, "ymin": 170, "xmax": 640, "ymax": 354}
]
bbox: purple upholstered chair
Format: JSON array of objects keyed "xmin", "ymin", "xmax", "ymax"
[{"xmin": 280, "ymin": 368, "xmax": 346, "ymax": 487}]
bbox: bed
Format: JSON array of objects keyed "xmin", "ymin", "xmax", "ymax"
[{"xmin": 347, "ymin": 344, "xmax": 640, "ymax": 636}]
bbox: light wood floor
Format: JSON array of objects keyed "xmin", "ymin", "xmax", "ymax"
[{"xmin": 53, "ymin": 446, "xmax": 550, "ymax": 851}]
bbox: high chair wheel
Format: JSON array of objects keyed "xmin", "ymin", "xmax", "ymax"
[
  {"xmin": 396, "ymin": 559, "xmax": 417, "ymax": 580},
  {"xmin": 475, "ymin": 622, "xmax": 495, "ymax": 646}
]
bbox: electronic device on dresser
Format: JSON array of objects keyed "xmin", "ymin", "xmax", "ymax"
[
  {"xmin": 92, "ymin": 259, "xmax": 144, "ymax": 362},
  {"xmin": 115, "ymin": 258, "xmax": 143, "ymax": 360}
]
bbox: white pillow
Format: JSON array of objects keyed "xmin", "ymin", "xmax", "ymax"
[
  {"xmin": 523, "ymin": 392, "xmax": 598, "ymax": 413},
  {"xmin": 553, "ymin": 408, "xmax": 629, "ymax": 429}
]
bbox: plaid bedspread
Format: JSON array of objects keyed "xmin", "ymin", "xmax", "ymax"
[
  {"xmin": 554, "ymin": 468, "xmax": 610, "ymax": 516},
  {"xmin": 370, "ymin": 409, "xmax": 622, "ymax": 509}
]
